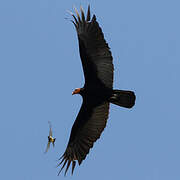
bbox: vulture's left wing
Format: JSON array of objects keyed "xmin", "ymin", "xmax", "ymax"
[{"xmin": 57, "ymin": 99, "xmax": 110, "ymax": 175}]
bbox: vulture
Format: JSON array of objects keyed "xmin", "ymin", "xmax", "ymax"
[{"xmin": 57, "ymin": 5, "xmax": 136, "ymax": 175}]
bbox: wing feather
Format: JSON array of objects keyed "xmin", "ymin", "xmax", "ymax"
[
  {"xmin": 48, "ymin": 121, "xmax": 53, "ymax": 136},
  {"xmin": 71, "ymin": 6, "xmax": 114, "ymax": 90},
  {"xmin": 44, "ymin": 141, "xmax": 50, "ymax": 153},
  {"xmin": 57, "ymin": 100, "xmax": 110, "ymax": 175}
]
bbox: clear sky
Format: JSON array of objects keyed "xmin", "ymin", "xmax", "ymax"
[{"xmin": 0, "ymin": 0, "xmax": 180, "ymax": 179}]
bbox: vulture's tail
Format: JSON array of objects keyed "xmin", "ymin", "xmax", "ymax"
[{"xmin": 110, "ymin": 90, "xmax": 136, "ymax": 108}]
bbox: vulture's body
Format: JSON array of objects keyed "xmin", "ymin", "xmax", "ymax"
[{"xmin": 58, "ymin": 6, "xmax": 136, "ymax": 175}]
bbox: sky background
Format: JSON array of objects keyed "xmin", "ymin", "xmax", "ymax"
[{"xmin": 0, "ymin": 0, "xmax": 180, "ymax": 179}]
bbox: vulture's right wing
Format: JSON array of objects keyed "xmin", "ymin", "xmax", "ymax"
[{"xmin": 72, "ymin": 6, "xmax": 114, "ymax": 90}]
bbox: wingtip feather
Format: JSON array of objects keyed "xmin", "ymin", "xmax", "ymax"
[
  {"xmin": 58, "ymin": 159, "xmax": 68, "ymax": 176},
  {"xmin": 64, "ymin": 160, "xmax": 71, "ymax": 176},
  {"xmin": 71, "ymin": 161, "xmax": 76, "ymax": 175},
  {"xmin": 74, "ymin": 6, "xmax": 81, "ymax": 22},
  {"xmin": 80, "ymin": 6, "xmax": 85, "ymax": 22},
  {"xmin": 86, "ymin": 5, "xmax": 91, "ymax": 21}
]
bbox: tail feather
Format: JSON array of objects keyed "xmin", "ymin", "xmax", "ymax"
[{"xmin": 110, "ymin": 90, "xmax": 136, "ymax": 108}]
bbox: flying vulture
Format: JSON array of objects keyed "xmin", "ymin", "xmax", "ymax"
[{"xmin": 57, "ymin": 5, "xmax": 136, "ymax": 175}]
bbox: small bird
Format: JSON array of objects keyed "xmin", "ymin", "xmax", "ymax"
[{"xmin": 45, "ymin": 121, "xmax": 56, "ymax": 153}]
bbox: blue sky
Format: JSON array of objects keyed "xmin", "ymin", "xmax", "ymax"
[{"xmin": 0, "ymin": 0, "xmax": 180, "ymax": 179}]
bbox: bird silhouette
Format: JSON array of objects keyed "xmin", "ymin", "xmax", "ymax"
[
  {"xmin": 57, "ymin": 5, "xmax": 136, "ymax": 175},
  {"xmin": 45, "ymin": 121, "xmax": 56, "ymax": 153}
]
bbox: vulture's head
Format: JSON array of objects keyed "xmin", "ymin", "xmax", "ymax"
[{"xmin": 72, "ymin": 88, "xmax": 84, "ymax": 95}]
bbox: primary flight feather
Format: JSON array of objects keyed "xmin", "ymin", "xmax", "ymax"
[{"xmin": 57, "ymin": 5, "xmax": 136, "ymax": 175}]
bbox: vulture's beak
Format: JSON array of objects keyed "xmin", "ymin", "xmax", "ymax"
[{"xmin": 72, "ymin": 88, "xmax": 81, "ymax": 95}]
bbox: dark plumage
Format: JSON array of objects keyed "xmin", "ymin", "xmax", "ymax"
[{"xmin": 57, "ymin": 6, "xmax": 136, "ymax": 175}]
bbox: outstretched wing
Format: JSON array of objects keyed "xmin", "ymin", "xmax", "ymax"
[
  {"xmin": 48, "ymin": 121, "xmax": 52, "ymax": 137},
  {"xmin": 72, "ymin": 5, "xmax": 114, "ymax": 90},
  {"xmin": 45, "ymin": 141, "xmax": 50, "ymax": 153},
  {"xmin": 57, "ymin": 99, "xmax": 110, "ymax": 175}
]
